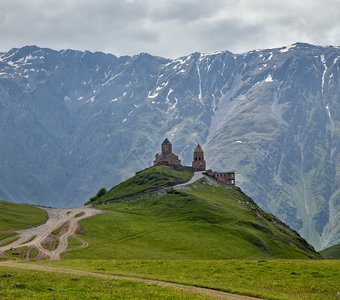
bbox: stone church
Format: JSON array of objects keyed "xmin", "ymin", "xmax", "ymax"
[
  {"xmin": 154, "ymin": 138, "xmax": 235, "ymax": 185},
  {"xmin": 153, "ymin": 138, "xmax": 181, "ymax": 166},
  {"xmin": 154, "ymin": 138, "xmax": 205, "ymax": 171}
]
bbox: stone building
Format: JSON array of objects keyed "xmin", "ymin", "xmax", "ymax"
[
  {"xmin": 153, "ymin": 138, "xmax": 235, "ymax": 186},
  {"xmin": 204, "ymin": 170, "xmax": 235, "ymax": 185},
  {"xmin": 154, "ymin": 138, "xmax": 181, "ymax": 166},
  {"xmin": 192, "ymin": 144, "xmax": 206, "ymax": 171}
]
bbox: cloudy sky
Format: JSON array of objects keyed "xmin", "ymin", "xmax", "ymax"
[{"xmin": 1, "ymin": 0, "xmax": 339, "ymax": 58}]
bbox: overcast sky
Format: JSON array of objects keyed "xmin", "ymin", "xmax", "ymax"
[{"xmin": 1, "ymin": 0, "xmax": 339, "ymax": 58}]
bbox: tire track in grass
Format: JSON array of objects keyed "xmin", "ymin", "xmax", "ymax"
[{"xmin": 0, "ymin": 262, "xmax": 263, "ymax": 300}]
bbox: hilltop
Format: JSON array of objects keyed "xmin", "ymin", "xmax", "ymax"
[
  {"xmin": 87, "ymin": 165, "xmax": 192, "ymax": 204},
  {"xmin": 75, "ymin": 166, "xmax": 320, "ymax": 260}
]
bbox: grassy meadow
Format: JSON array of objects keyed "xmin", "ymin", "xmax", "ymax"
[
  {"xmin": 41, "ymin": 259, "xmax": 340, "ymax": 300},
  {"xmin": 0, "ymin": 265, "xmax": 211, "ymax": 300}
]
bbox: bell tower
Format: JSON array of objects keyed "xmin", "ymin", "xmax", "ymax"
[
  {"xmin": 161, "ymin": 138, "xmax": 172, "ymax": 155},
  {"xmin": 192, "ymin": 144, "xmax": 206, "ymax": 171}
]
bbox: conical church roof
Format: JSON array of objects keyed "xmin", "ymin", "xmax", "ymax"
[
  {"xmin": 162, "ymin": 138, "xmax": 171, "ymax": 145},
  {"xmin": 194, "ymin": 144, "xmax": 204, "ymax": 152}
]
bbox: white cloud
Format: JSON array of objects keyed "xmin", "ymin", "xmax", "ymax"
[{"xmin": 0, "ymin": 0, "xmax": 339, "ymax": 58}]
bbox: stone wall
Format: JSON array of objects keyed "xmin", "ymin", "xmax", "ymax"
[{"xmin": 204, "ymin": 170, "xmax": 235, "ymax": 185}]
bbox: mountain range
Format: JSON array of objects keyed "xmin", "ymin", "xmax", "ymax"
[{"xmin": 0, "ymin": 43, "xmax": 339, "ymax": 250}]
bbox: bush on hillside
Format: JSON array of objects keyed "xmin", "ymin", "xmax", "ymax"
[
  {"xmin": 97, "ymin": 188, "xmax": 107, "ymax": 197},
  {"xmin": 86, "ymin": 187, "xmax": 107, "ymax": 204}
]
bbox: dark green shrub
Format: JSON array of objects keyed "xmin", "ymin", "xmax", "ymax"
[
  {"xmin": 86, "ymin": 187, "xmax": 107, "ymax": 204},
  {"xmin": 97, "ymin": 188, "xmax": 107, "ymax": 197}
]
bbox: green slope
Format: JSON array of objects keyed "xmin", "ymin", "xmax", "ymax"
[
  {"xmin": 0, "ymin": 200, "xmax": 47, "ymax": 231},
  {"xmin": 320, "ymin": 244, "xmax": 340, "ymax": 259},
  {"xmin": 88, "ymin": 165, "xmax": 192, "ymax": 204},
  {"xmin": 72, "ymin": 169, "xmax": 319, "ymax": 260},
  {"xmin": 0, "ymin": 200, "xmax": 48, "ymax": 241}
]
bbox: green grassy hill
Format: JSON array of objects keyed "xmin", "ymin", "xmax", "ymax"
[
  {"xmin": 0, "ymin": 200, "xmax": 48, "ymax": 241},
  {"xmin": 320, "ymin": 244, "xmax": 340, "ymax": 259},
  {"xmin": 88, "ymin": 165, "xmax": 192, "ymax": 204},
  {"xmin": 71, "ymin": 166, "xmax": 320, "ymax": 260}
]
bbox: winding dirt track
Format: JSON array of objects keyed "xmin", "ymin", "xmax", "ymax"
[
  {"xmin": 0, "ymin": 262, "xmax": 262, "ymax": 300},
  {"xmin": 0, "ymin": 207, "xmax": 101, "ymax": 260}
]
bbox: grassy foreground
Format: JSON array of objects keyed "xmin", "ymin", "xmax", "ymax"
[
  {"xmin": 90, "ymin": 165, "xmax": 192, "ymax": 204},
  {"xmin": 0, "ymin": 200, "xmax": 47, "ymax": 233},
  {"xmin": 0, "ymin": 266, "xmax": 210, "ymax": 300},
  {"xmin": 42, "ymin": 259, "xmax": 340, "ymax": 300}
]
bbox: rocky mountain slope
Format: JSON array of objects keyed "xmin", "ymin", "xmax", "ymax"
[{"xmin": 0, "ymin": 43, "xmax": 339, "ymax": 250}]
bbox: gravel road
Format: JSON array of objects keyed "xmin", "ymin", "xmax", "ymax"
[{"xmin": 0, "ymin": 207, "xmax": 101, "ymax": 260}]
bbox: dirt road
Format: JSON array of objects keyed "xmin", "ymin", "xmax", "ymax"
[
  {"xmin": 174, "ymin": 171, "xmax": 219, "ymax": 189},
  {"xmin": 0, "ymin": 207, "xmax": 101, "ymax": 260},
  {"xmin": 0, "ymin": 261, "xmax": 263, "ymax": 300},
  {"xmin": 175, "ymin": 171, "xmax": 205, "ymax": 188}
]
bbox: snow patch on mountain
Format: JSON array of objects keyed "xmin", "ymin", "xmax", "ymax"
[
  {"xmin": 280, "ymin": 44, "xmax": 297, "ymax": 53},
  {"xmin": 265, "ymin": 74, "xmax": 273, "ymax": 82}
]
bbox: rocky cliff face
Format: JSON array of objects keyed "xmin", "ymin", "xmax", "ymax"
[{"xmin": 0, "ymin": 43, "xmax": 339, "ymax": 250}]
